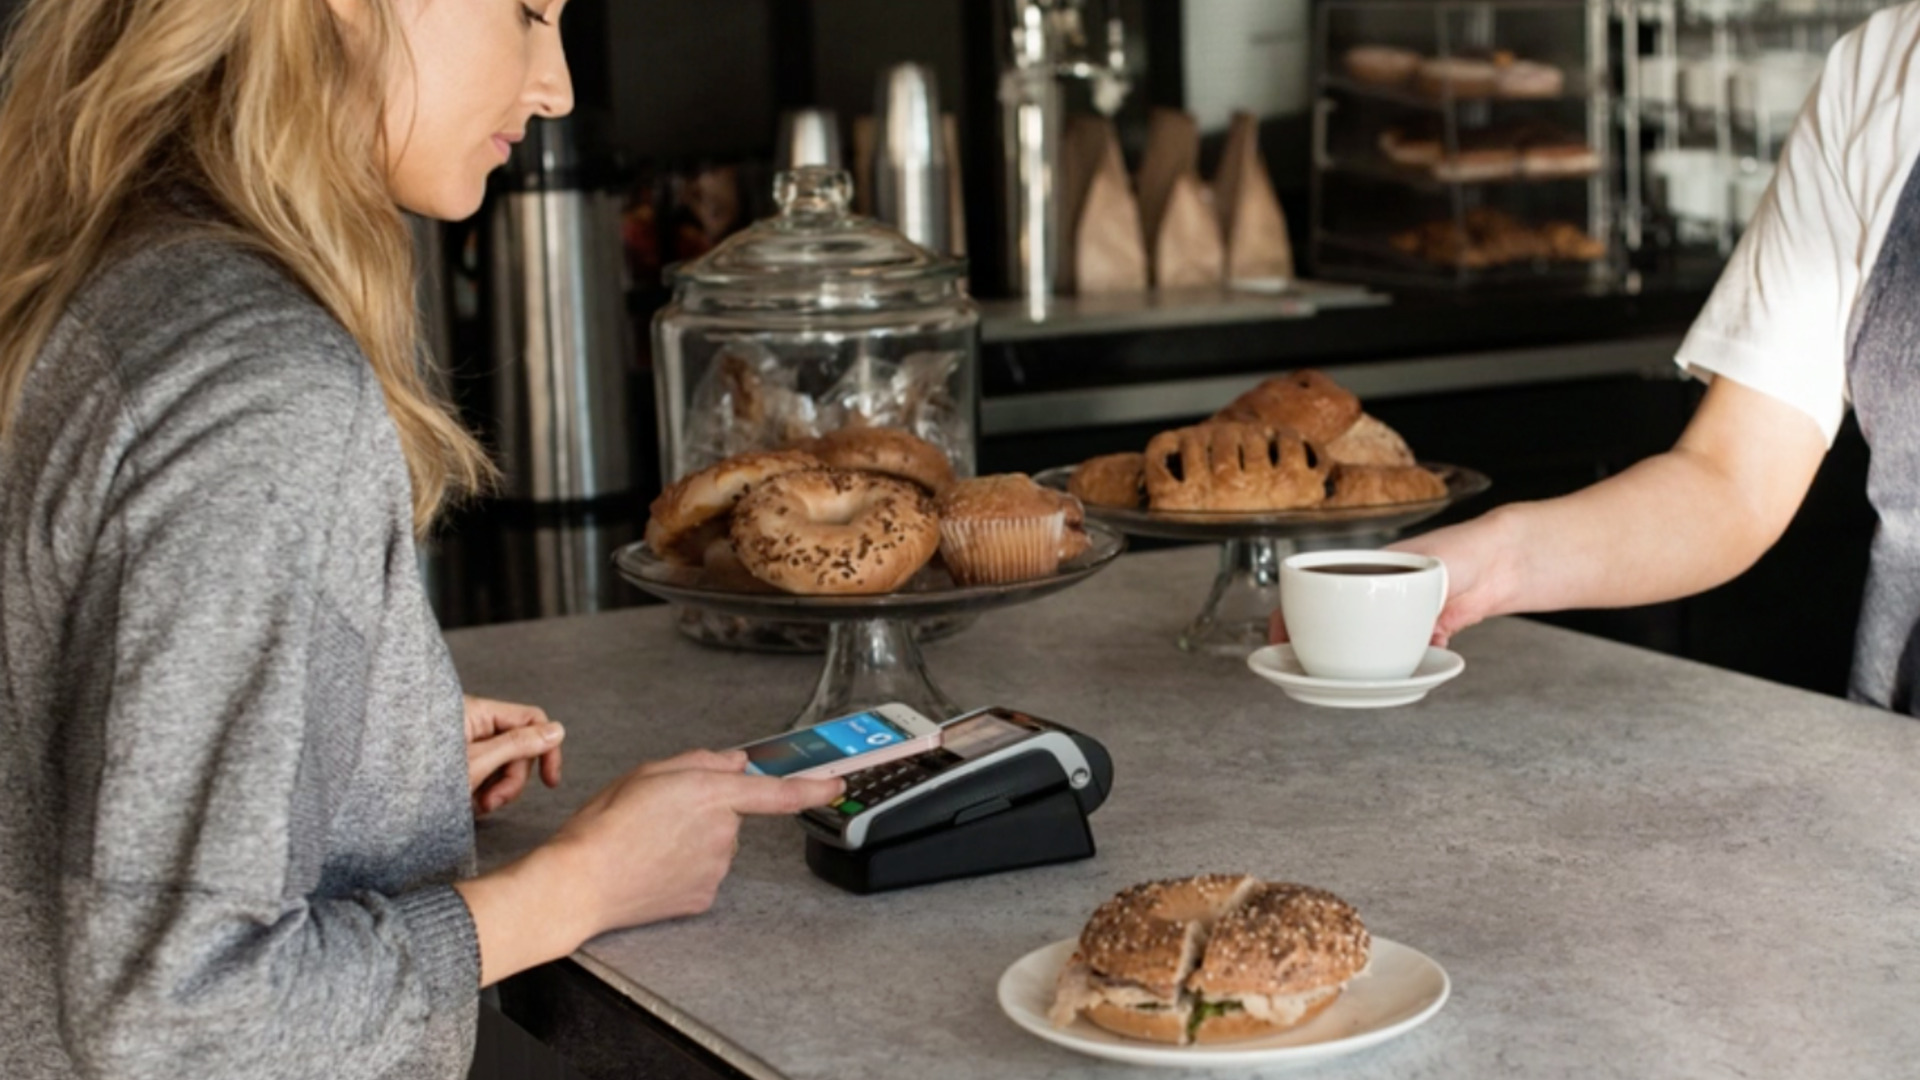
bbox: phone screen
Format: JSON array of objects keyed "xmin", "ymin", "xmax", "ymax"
[{"xmin": 743, "ymin": 711, "xmax": 917, "ymax": 777}]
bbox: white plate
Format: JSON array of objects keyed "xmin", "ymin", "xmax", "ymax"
[
  {"xmin": 1246, "ymin": 644, "xmax": 1465, "ymax": 709},
  {"xmin": 998, "ymin": 936, "xmax": 1449, "ymax": 1069}
]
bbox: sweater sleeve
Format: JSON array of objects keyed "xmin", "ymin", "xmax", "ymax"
[{"xmin": 54, "ymin": 334, "xmax": 479, "ymax": 1078}]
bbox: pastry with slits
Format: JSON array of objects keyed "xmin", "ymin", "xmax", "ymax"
[{"xmin": 1144, "ymin": 423, "xmax": 1330, "ymax": 513}]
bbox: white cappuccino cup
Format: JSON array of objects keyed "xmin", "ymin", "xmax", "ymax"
[{"xmin": 1280, "ymin": 550, "xmax": 1449, "ymax": 680}]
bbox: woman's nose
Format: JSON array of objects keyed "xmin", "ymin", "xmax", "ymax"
[{"xmin": 528, "ymin": 38, "xmax": 574, "ymax": 119}]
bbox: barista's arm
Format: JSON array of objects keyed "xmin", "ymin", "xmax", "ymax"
[{"xmin": 1394, "ymin": 375, "xmax": 1828, "ymax": 642}]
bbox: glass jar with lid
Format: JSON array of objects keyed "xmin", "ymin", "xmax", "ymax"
[
  {"xmin": 654, "ymin": 165, "xmax": 977, "ymax": 480},
  {"xmin": 651, "ymin": 166, "xmax": 980, "ymax": 650}
]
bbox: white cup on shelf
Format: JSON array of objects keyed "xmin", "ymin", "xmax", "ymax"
[
  {"xmin": 1649, "ymin": 147, "xmax": 1732, "ymax": 226},
  {"xmin": 1735, "ymin": 51, "xmax": 1822, "ymax": 129},
  {"xmin": 1636, "ymin": 55, "xmax": 1682, "ymax": 110},
  {"xmin": 1680, "ymin": 57, "xmax": 1737, "ymax": 114}
]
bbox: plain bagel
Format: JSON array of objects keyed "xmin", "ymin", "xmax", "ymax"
[
  {"xmin": 645, "ymin": 449, "xmax": 823, "ymax": 566},
  {"xmin": 730, "ymin": 469, "xmax": 940, "ymax": 594}
]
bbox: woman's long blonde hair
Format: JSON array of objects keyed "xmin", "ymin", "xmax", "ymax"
[{"xmin": 0, "ymin": 0, "xmax": 493, "ymax": 532}]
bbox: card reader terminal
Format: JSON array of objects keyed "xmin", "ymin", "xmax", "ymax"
[{"xmin": 800, "ymin": 706, "xmax": 1113, "ymax": 853}]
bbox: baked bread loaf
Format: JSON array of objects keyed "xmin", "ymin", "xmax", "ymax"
[
  {"xmin": 1068, "ymin": 452, "xmax": 1147, "ymax": 509},
  {"xmin": 1050, "ymin": 874, "xmax": 1370, "ymax": 1045},
  {"xmin": 729, "ymin": 469, "xmax": 939, "ymax": 594},
  {"xmin": 1378, "ymin": 125, "xmax": 1443, "ymax": 169},
  {"xmin": 1212, "ymin": 370, "xmax": 1362, "ymax": 445},
  {"xmin": 797, "ymin": 425, "xmax": 956, "ymax": 495},
  {"xmin": 1324, "ymin": 463, "xmax": 1448, "ymax": 508},
  {"xmin": 1323, "ymin": 413, "xmax": 1415, "ymax": 467},
  {"xmin": 1343, "ymin": 45, "xmax": 1422, "ymax": 86},
  {"xmin": 1417, "ymin": 57, "xmax": 1498, "ymax": 99},
  {"xmin": 1495, "ymin": 59, "xmax": 1564, "ymax": 98},
  {"xmin": 645, "ymin": 448, "xmax": 824, "ymax": 565},
  {"xmin": 936, "ymin": 474, "xmax": 1091, "ymax": 585},
  {"xmin": 1146, "ymin": 423, "xmax": 1330, "ymax": 512}
]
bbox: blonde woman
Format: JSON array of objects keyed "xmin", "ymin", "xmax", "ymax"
[{"xmin": 0, "ymin": 0, "xmax": 841, "ymax": 1076}]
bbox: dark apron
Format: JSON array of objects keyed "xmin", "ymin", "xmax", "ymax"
[{"xmin": 1846, "ymin": 153, "xmax": 1920, "ymax": 713}]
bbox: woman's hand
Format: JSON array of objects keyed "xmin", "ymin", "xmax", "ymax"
[
  {"xmin": 545, "ymin": 749, "xmax": 843, "ymax": 931},
  {"xmin": 464, "ymin": 695, "xmax": 565, "ymax": 817},
  {"xmin": 454, "ymin": 748, "xmax": 844, "ymax": 986}
]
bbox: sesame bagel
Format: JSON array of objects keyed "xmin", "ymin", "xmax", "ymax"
[
  {"xmin": 729, "ymin": 469, "xmax": 940, "ymax": 595},
  {"xmin": 1050, "ymin": 874, "xmax": 1369, "ymax": 1045},
  {"xmin": 799, "ymin": 425, "xmax": 957, "ymax": 494},
  {"xmin": 645, "ymin": 449, "xmax": 823, "ymax": 566}
]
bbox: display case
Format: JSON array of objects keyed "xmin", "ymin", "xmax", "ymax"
[
  {"xmin": 1615, "ymin": 0, "xmax": 1890, "ymax": 264},
  {"xmin": 1310, "ymin": 0, "xmax": 1616, "ymax": 289}
]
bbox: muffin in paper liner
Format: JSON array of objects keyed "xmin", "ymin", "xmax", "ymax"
[{"xmin": 938, "ymin": 511, "xmax": 1066, "ymax": 585}]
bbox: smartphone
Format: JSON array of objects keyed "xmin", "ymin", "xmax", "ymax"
[{"xmin": 737, "ymin": 704, "xmax": 943, "ymax": 779}]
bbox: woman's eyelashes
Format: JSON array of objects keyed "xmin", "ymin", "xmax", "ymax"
[{"xmin": 520, "ymin": 4, "xmax": 551, "ymax": 27}]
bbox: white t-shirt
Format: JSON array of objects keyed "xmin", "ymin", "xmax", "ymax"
[{"xmin": 1675, "ymin": 1, "xmax": 1920, "ymax": 446}]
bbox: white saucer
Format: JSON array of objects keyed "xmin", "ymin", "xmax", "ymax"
[
  {"xmin": 1246, "ymin": 644, "xmax": 1465, "ymax": 708},
  {"xmin": 998, "ymin": 936, "xmax": 1449, "ymax": 1069}
]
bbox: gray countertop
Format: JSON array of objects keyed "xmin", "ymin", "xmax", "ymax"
[{"xmin": 450, "ymin": 546, "xmax": 1920, "ymax": 1080}]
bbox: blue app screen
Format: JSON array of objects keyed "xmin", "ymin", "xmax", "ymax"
[{"xmin": 743, "ymin": 711, "xmax": 910, "ymax": 777}]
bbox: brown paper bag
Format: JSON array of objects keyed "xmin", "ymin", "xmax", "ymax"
[
  {"xmin": 1057, "ymin": 116, "xmax": 1147, "ymax": 295},
  {"xmin": 1136, "ymin": 108, "xmax": 1200, "ymax": 254},
  {"xmin": 1154, "ymin": 173, "xmax": 1224, "ymax": 289},
  {"xmin": 1214, "ymin": 111, "xmax": 1294, "ymax": 285},
  {"xmin": 1055, "ymin": 115, "xmax": 1111, "ymax": 295},
  {"xmin": 1077, "ymin": 140, "xmax": 1150, "ymax": 294}
]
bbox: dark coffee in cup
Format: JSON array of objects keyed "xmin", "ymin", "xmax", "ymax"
[{"xmin": 1307, "ymin": 563, "xmax": 1420, "ymax": 576}]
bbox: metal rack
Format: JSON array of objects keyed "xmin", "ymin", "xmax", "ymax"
[
  {"xmin": 1614, "ymin": 0, "xmax": 1890, "ymax": 261},
  {"xmin": 1310, "ymin": 0, "xmax": 1617, "ymax": 290}
]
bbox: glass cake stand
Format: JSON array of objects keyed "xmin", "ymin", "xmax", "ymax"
[
  {"xmin": 1035, "ymin": 464, "xmax": 1490, "ymax": 657},
  {"xmin": 614, "ymin": 521, "xmax": 1125, "ymax": 731}
]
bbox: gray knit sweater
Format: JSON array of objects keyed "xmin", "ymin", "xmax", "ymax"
[{"xmin": 0, "ymin": 227, "xmax": 481, "ymax": 1077}]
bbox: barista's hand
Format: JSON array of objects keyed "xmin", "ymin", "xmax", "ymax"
[
  {"xmin": 465, "ymin": 695, "xmax": 565, "ymax": 816},
  {"xmin": 545, "ymin": 751, "xmax": 843, "ymax": 935},
  {"xmin": 1389, "ymin": 509, "xmax": 1520, "ymax": 645}
]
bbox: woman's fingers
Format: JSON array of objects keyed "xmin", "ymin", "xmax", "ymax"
[
  {"xmin": 467, "ymin": 721, "xmax": 565, "ymax": 795},
  {"xmin": 724, "ymin": 774, "xmax": 845, "ymax": 816},
  {"xmin": 484, "ymin": 759, "xmax": 534, "ymax": 814}
]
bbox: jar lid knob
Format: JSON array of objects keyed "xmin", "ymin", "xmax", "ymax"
[{"xmin": 775, "ymin": 166, "xmax": 854, "ymax": 217}]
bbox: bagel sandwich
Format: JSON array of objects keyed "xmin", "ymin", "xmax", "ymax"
[{"xmin": 1048, "ymin": 874, "xmax": 1369, "ymax": 1044}]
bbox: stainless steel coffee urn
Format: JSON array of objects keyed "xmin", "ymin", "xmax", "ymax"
[{"xmin": 484, "ymin": 117, "xmax": 638, "ymax": 618}]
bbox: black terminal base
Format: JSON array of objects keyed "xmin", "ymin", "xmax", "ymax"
[{"xmin": 805, "ymin": 787, "xmax": 1095, "ymax": 895}]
